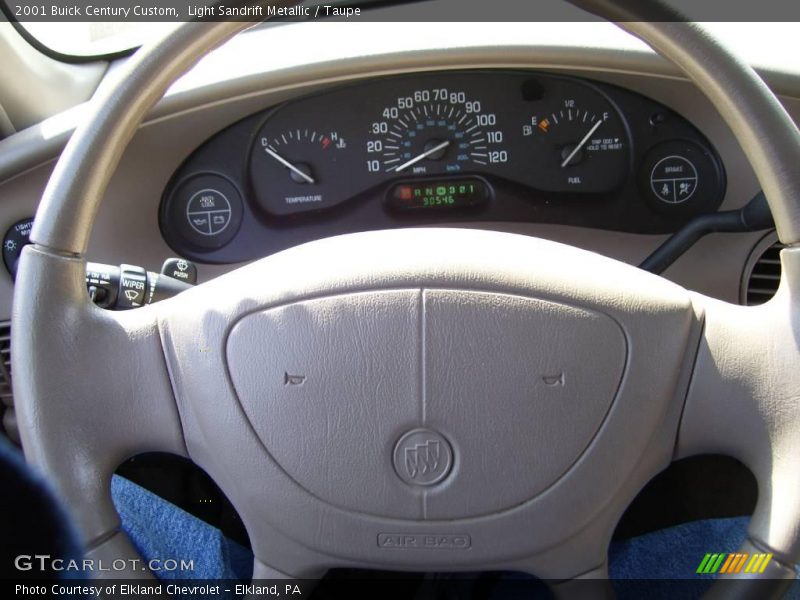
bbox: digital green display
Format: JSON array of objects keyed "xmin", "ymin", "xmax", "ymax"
[{"xmin": 390, "ymin": 179, "xmax": 488, "ymax": 211}]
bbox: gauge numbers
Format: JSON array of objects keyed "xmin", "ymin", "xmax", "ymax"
[{"xmin": 366, "ymin": 89, "xmax": 507, "ymax": 176}]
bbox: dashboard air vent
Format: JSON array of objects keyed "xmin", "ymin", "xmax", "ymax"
[
  {"xmin": 0, "ymin": 321, "xmax": 11, "ymax": 403},
  {"xmin": 0, "ymin": 321, "xmax": 17, "ymax": 443},
  {"xmin": 745, "ymin": 242, "xmax": 784, "ymax": 306}
]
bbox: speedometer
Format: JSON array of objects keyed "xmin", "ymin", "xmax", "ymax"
[{"xmin": 366, "ymin": 89, "xmax": 508, "ymax": 176}]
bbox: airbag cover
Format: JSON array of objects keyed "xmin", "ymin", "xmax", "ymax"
[{"xmin": 226, "ymin": 288, "xmax": 626, "ymax": 519}]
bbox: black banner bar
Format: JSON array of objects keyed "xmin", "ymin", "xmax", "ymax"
[
  {"xmin": 1, "ymin": 0, "xmax": 799, "ymax": 23},
  {"xmin": 5, "ymin": 577, "xmax": 799, "ymax": 599}
]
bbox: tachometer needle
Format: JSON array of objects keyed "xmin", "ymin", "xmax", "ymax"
[
  {"xmin": 560, "ymin": 119, "xmax": 604, "ymax": 168},
  {"xmin": 392, "ymin": 140, "xmax": 451, "ymax": 173},
  {"xmin": 264, "ymin": 147, "xmax": 315, "ymax": 184}
]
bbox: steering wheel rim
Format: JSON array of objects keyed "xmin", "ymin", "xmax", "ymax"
[{"xmin": 12, "ymin": 1, "xmax": 800, "ymax": 595}]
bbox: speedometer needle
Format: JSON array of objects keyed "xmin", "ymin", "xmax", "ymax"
[
  {"xmin": 264, "ymin": 147, "xmax": 316, "ymax": 184},
  {"xmin": 392, "ymin": 140, "xmax": 451, "ymax": 173},
  {"xmin": 560, "ymin": 119, "xmax": 604, "ymax": 168}
]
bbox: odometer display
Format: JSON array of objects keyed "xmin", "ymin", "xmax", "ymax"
[{"xmin": 389, "ymin": 178, "xmax": 489, "ymax": 211}]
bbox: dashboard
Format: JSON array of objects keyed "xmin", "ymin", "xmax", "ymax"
[
  {"xmin": 160, "ymin": 70, "xmax": 725, "ymax": 264},
  {"xmin": 3, "ymin": 25, "xmax": 798, "ymax": 320}
]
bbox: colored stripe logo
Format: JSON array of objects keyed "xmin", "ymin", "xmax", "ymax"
[{"xmin": 696, "ymin": 552, "xmax": 772, "ymax": 574}]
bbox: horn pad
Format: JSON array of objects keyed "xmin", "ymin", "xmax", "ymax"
[{"xmin": 226, "ymin": 288, "xmax": 625, "ymax": 520}]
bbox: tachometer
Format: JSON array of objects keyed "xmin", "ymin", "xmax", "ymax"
[{"xmin": 366, "ymin": 89, "xmax": 508, "ymax": 176}]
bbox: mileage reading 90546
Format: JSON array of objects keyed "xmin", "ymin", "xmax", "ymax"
[
  {"xmin": 366, "ymin": 88, "xmax": 508, "ymax": 176},
  {"xmin": 389, "ymin": 179, "xmax": 489, "ymax": 211}
]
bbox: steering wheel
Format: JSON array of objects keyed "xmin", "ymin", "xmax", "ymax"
[{"xmin": 12, "ymin": 0, "xmax": 800, "ymax": 597}]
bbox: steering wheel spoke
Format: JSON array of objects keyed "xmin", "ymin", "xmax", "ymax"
[
  {"xmin": 678, "ymin": 247, "xmax": 800, "ymax": 578},
  {"xmin": 13, "ymin": 245, "xmax": 186, "ymax": 549}
]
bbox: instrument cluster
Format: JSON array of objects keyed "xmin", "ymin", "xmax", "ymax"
[{"xmin": 161, "ymin": 71, "xmax": 725, "ymax": 263}]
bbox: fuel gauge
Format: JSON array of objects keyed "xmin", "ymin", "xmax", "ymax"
[{"xmin": 520, "ymin": 96, "xmax": 630, "ymax": 193}]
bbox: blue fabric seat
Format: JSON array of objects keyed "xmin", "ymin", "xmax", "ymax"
[
  {"xmin": 111, "ymin": 475, "xmax": 800, "ymax": 598},
  {"xmin": 3, "ymin": 404, "xmax": 796, "ymax": 596}
]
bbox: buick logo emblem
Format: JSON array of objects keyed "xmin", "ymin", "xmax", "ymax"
[{"xmin": 393, "ymin": 429, "xmax": 453, "ymax": 486}]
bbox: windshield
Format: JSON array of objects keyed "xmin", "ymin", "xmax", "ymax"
[
  {"xmin": 6, "ymin": 0, "xmax": 800, "ymax": 65},
  {"xmin": 18, "ymin": 22, "xmax": 178, "ymax": 57}
]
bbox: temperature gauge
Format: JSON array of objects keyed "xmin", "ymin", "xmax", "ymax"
[{"xmin": 250, "ymin": 125, "xmax": 351, "ymax": 216}]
